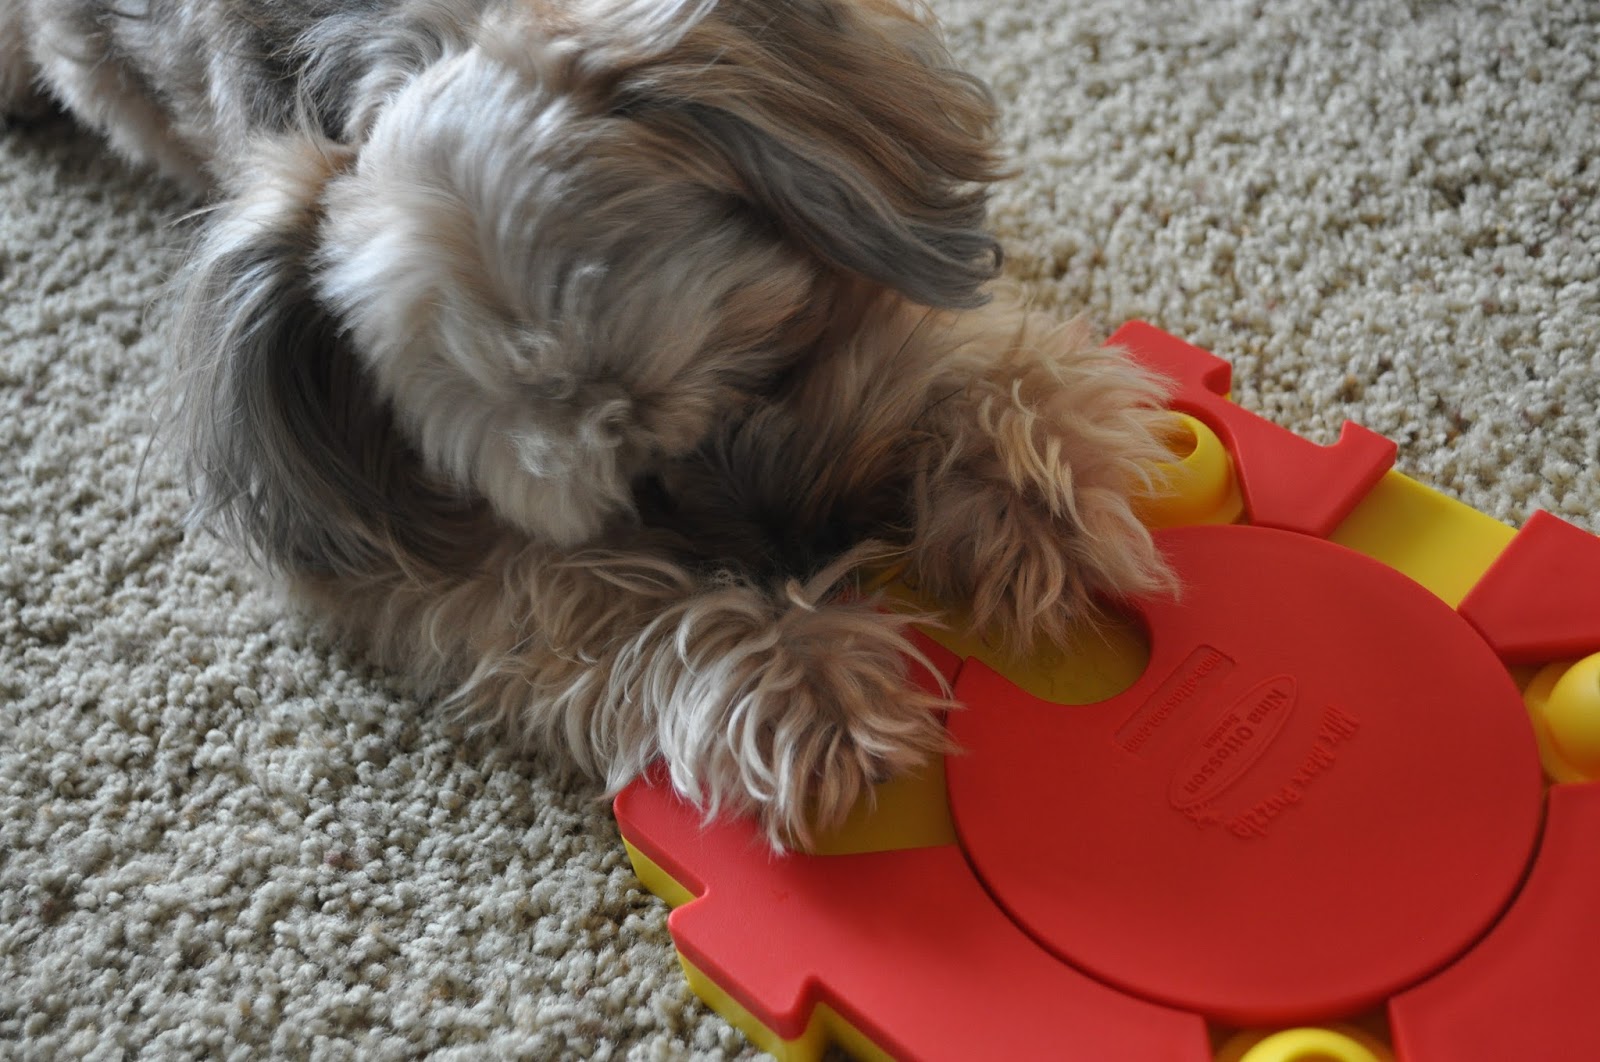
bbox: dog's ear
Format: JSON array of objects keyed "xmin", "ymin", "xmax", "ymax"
[
  {"xmin": 602, "ymin": 0, "xmax": 1007, "ymax": 309},
  {"xmin": 169, "ymin": 132, "xmax": 489, "ymax": 577}
]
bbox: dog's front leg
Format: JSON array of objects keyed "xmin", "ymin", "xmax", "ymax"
[
  {"xmin": 301, "ymin": 536, "xmax": 954, "ymax": 850},
  {"xmin": 782, "ymin": 296, "xmax": 1178, "ymax": 655},
  {"xmin": 905, "ymin": 306, "xmax": 1179, "ymax": 651}
]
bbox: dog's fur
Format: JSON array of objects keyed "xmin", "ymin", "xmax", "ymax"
[{"xmin": 3, "ymin": 0, "xmax": 1175, "ymax": 846}]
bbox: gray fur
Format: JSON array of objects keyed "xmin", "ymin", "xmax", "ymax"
[
  {"xmin": 682, "ymin": 104, "xmax": 1002, "ymax": 309},
  {"xmin": 2, "ymin": 0, "xmax": 1177, "ymax": 846},
  {"xmin": 171, "ymin": 140, "xmax": 495, "ymax": 575}
]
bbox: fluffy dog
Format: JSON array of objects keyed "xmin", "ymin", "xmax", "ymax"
[{"xmin": 3, "ymin": 0, "xmax": 1175, "ymax": 846}]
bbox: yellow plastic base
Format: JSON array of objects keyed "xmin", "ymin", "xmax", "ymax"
[{"xmin": 1329, "ymin": 470, "xmax": 1516, "ymax": 608}]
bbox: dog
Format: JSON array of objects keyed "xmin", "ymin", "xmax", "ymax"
[{"xmin": 2, "ymin": 0, "xmax": 1176, "ymax": 847}]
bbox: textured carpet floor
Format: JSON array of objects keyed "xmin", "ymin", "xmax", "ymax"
[{"xmin": 2, "ymin": 0, "xmax": 1596, "ymax": 1058}]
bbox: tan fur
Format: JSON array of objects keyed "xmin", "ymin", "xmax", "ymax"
[
  {"xmin": 298, "ymin": 290, "xmax": 1173, "ymax": 846},
  {"xmin": 3, "ymin": 0, "xmax": 1176, "ymax": 847}
]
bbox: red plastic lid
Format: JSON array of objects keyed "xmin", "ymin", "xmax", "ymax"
[{"xmin": 948, "ymin": 524, "xmax": 1545, "ymax": 1026}]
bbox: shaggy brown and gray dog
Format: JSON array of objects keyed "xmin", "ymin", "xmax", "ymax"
[{"xmin": 3, "ymin": 0, "xmax": 1175, "ymax": 846}]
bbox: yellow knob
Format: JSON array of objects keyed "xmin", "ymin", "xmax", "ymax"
[
  {"xmin": 1218, "ymin": 1026, "xmax": 1393, "ymax": 1062},
  {"xmin": 1537, "ymin": 654, "xmax": 1600, "ymax": 779},
  {"xmin": 1138, "ymin": 413, "xmax": 1244, "ymax": 529}
]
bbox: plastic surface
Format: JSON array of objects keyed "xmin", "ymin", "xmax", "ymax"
[
  {"xmin": 616, "ymin": 778, "xmax": 1212, "ymax": 1061},
  {"xmin": 1115, "ymin": 321, "xmax": 1396, "ymax": 538},
  {"xmin": 947, "ymin": 524, "xmax": 1543, "ymax": 1026},
  {"xmin": 1389, "ymin": 784, "xmax": 1600, "ymax": 1059},
  {"xmin": 1457, "ymin": 509, "xmax": 1600, "ymax": 664},
  {"xmin": 1215, "ymin": 1026, "xmax": 1393, "ymax": 1062},
  {"xmin": 1138, "ymin": 412, "xmax": 1246, "ymax": 529},
  {"xmin": 1538, "ymin": 656, "xmax": 1600, "ymax": 774},
  {"xmin": 613, "ymin": 636, "xmax": 1212, "ymax": 1062},
  {"xmin": 613, "ymin": 323, "xmax": 1600, "ymax": 1061},
  {"xmin": 1522, "ymin": 654, "xmax": 1600, "ymax": 783}
]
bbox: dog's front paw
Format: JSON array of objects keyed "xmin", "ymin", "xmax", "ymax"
[
  {"xmin": 642, "ymin": 579, "xmax": 955, "ymax": 850},
  {"xmin": 910, "ymin": 335, "xmax": 1177, "ymax": 652}
]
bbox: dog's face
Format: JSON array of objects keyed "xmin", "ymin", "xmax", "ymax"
[
  {"xmin": 318, "ymin": 9, "xmax": 831, "ymax": 547},
  {"xmin": 176, "ymin": 0, "xmax": 1003, "ymax": 568}
]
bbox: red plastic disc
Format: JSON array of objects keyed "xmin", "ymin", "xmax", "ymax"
[{"xmin": 947, "ymin": 524, "xmax": 1545, "ymax": 1026}]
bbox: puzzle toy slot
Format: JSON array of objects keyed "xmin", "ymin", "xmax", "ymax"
[{"xmin": 614, "ymin": 323, "xmax": 1600, "ymax": 1061}]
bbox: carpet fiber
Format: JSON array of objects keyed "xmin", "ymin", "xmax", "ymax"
[{"xmin": 3, "ymin": 0, "xmax": 1596, "ymax": 1057}]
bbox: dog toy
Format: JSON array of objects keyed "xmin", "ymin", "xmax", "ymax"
[{"xmin": 614, "ymin": 323, "xmax": 1600, "ymax": 1061}]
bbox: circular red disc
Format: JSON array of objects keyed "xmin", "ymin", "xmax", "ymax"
[{"xmin": 947, "ymin": 524, "xmax": 1544, "ymax": 1026}]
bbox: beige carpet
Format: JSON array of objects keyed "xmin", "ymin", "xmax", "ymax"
[{"xmin": 3, "ymin": 0, "xmax": 1596, "ymax": 1057}]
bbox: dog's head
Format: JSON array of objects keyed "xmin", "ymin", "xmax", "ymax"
[{"xmin": 175, "ymin": 0, "xmax": 1003, "ymax": 574}]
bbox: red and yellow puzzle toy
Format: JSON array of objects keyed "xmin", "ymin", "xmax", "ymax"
[{"xmin": 614, "ymin": 323, "xmax": 1600, "ymax": 1062}]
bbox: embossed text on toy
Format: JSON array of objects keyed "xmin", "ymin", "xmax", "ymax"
[
  {"xmin": 1116, "ymin": 644, "xmax": 1237, "ymax": 754},
  {"xmin": 1176, "ymin": 706, "xmax": 1364, "ymax": 839},
  {"xmin": 1169, "ymin": 674, "xmax": 1300, "ymax": 810}
]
